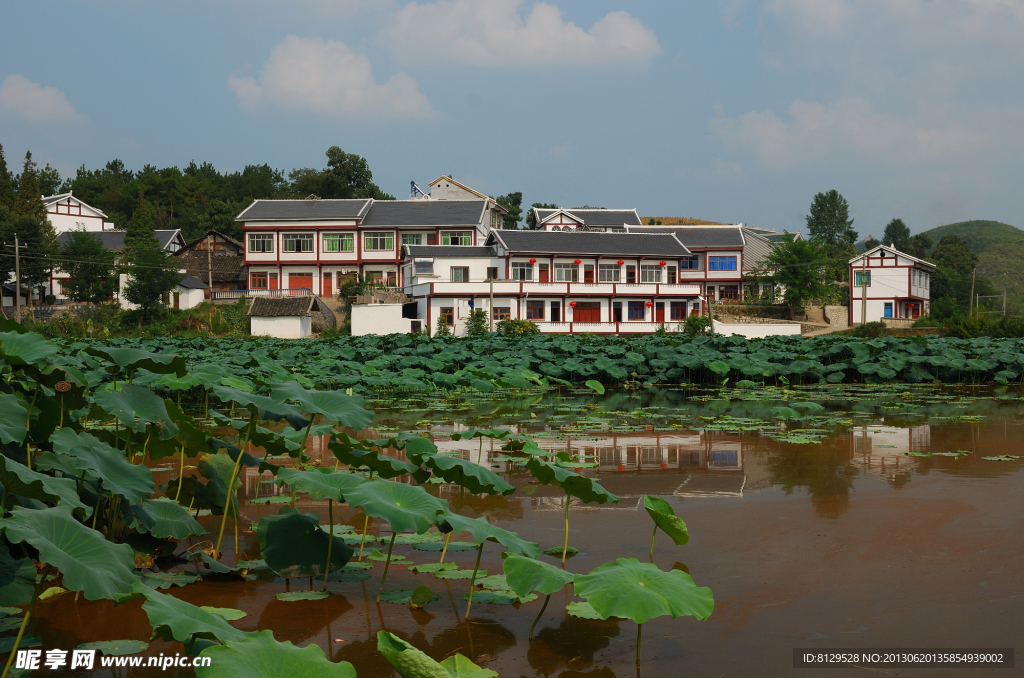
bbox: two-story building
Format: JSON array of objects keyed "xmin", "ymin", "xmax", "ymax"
[
  {"xmin": 848, "ymin": 245, "xmax": 934, "ymax": 325},
  {"xmin": 236, "ymin": 197, "xmax": 507, "ymax": 295},
  {"xmin": 43, "ymin": 192, "xmax": 115, "ymax": 234},
  {"xmin": 527, "ymin": 207, "xmax": 643, "ymax": 232}
]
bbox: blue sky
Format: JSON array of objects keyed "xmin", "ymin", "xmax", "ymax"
[{"xmin": 2, "ymin": 0, "xmax": 1021, "ymax": 236}]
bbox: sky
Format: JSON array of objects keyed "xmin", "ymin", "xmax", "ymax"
[{"xmin": 2, "ymin": 0, "xmax": 1022, "ymax": 236}]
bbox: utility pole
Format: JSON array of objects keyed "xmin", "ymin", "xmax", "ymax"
[
  {"xmin": 5, "ymin": 236, "xmax": 25, "ymax": 323},
  {"xmin": 969, "ymin": 268, "xmax": 976, "ymax": 317},
  {"xmin": 860, "ymin": 255, "xmax": 867, "ymax": 326},
  {"xmin": 489, "ymin": 277, "xmax": 494, "ymax": 332},
  {"xmin": 1003, "ymin": 289, "xmax": 1006, "ymax": 315}
]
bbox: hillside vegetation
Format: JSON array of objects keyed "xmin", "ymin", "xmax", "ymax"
[{"xmin": 920, "ymin": 220, "xmax": 1024, "ymax": 312}]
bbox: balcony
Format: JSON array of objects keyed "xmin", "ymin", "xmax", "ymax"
[
  {"xmin": 535, "ymin": 321, "xmax": 683, "ymax": 334},
  {"xmin": 211, "ymin": 288, "xmax": 312, "ymax": 301}
]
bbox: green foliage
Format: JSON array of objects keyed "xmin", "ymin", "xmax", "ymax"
[
  {"xmin": 59, "ymin": 230, "xmax": 117, "ymax": 303},
  {"xmin": 123, "ymin": 580, "xmax": 251, "ymax": 642},
  {"xmin": 851, "ymin": 321, "xmax": 887, "ymax": 338},
  {"xmin": 683, "ymin": 315, "xmax": 711, "ymax": 337},
  {"xmin": 0, "ymin": 143, "xmax": 15, "ymax": 208},
  {"xmin": 496, "ymin": 192, "xmax": 522, "ymax": 229},
  {"xmin": 806, "ymin": 189, "xmax": 857, "ymax": 282},
  {"xmin": 573, "ymin": 557, "xmax": 714, "ymax": 625},
  {"xmin": 122, "ymin": 241, "xmax": 185, "ymax": 322},
  {"xmin": 931, "ymin": 234, "xmax": 977, "ymax": 276},
  {"xmin": 909, "ymin": 232, "xmax": 932, "ymax": 258},
  {"xmin": 438, "ymin": 514, "xmax": 540, "ymax": 558},
  {"xmin": 12, "ymin": 152, "xmax": 46, "ymax": 222},
  {"xmin": 434, "ymin": 313, "xmax": 453, "ymax": 338},
  {"xmin": 255, "ymin": 509, "xmax": 354, "ymax": 578},
  {"xmin": 761, "ymin": 233, "xmax": 828, "ymax": 309},
  {"xmin": 198, "ymin": 630, "xmax": 357, "ymax": 678},
  {"xmin": 502, "ymin": 554, "xmax": 574, "ymax": 598},
  {"xmin": 882, "ymin": 218, "xmax": 911, "ymax": 251},
  {"xmin": 342, "ymin": 479, "xmax": 448, "ymax": 534},
  {"xmin": 643, "ymin": 495, "xmax": 689, "ymax": 547},
  {"xmin": 377, "ymin": 631, "xmax": 495, "ymax": 678},
  {"xmin": 496, "ymin": 318, "xmax": 539, "ymax": 337},
  {"xmin": 465, "ymin": 308, "xmax": 488, "ymax": 337}
]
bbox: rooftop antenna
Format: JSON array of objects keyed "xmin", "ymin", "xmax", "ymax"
[{"xmin": 410, "ymin": 181, "xmax": 428, "ymax": 199}]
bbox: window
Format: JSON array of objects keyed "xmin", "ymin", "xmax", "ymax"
[
  {"xmin": 367, "ymin": 271, "xmax": 383, "ymax": 284},
  {"xmin": 427, "ymin": 234, "xmax": 438, "ymax": 245},
  {"xmin": 511, "ymin": 263, "xmax": 533, "ymax": 281},
  {"xmin": 249, "ymin": 233, "xmax": 274, "ymax": 253},
  {"xmin": 583, "ymin": 265, "xmax": 594, "ymax": 283},
  {"xmin": 338, "ymin": 271, "xmax": 357, "ymax": 283},
  {"xmin": 439, "ymin": 307, "xmax": 454, "ymax": 326},
  {"xmin": 883, "ymin": 303, "xmax": 893, "ymax": 318},
  {"xmin": 625, "ymin": 265, "xmax": 636, "ymax": 284},
  {"xmin": 554, "ymin": 263, "xmax": 578, "ymax": 282},
  {"xmin": 854, "ymin": 271, "xmax": 871, "ymax": 287},
  {"xmin": 387, "ymin": 271, "xmax": 396, "ymax": 287},
  {"xmin": 282, "ymin": 233, "xmax": 313, "ymax": 253},
  {"xmin": 526, "ymin": 301, "xmax": 545, "ymax": 320},
  {"xmin": 451, "ymin": 267, "xmax": 469, "ymax": 282},
  {"xmin": 599, "ymin": 264, "xmax": 620, "ymax": 282},
  {"xmin": 670, "ymin": 302, "xmax": 686, "ymax": 320},
  {"xmin": 441, "ymin": 232, "xmax": 471, "ymax": 246},
  {"xmin": 401, "ymin": 233, "xmax": 423, "ymax": 246},
  {"xmin": 551, "ymin": 301, "xmax": 561, "ymax": 322},
  {"xmin": 924, "ymin": 272, "xmax": 929, "ymax": 289},
  {"xmin": 612, "ymin": 302, "xmax": 622, "ymax": 322},
  {"xmin": 538, "ymin": 264, "xmax": 550, "ymax": 283},
  {"xmin": 719, "ymin": 285, "xmax": 739, "ymax": 300},
  {"xmin": 322, "ymin": 233, "xmax": 354, "ymax": 253},
  {"xmin": 492, "ymin": 307, "xmax": 511, "ymax": 321},
  {"xmin": 364, "ymin": 233, "xmax": 394, "ymax": 251},
  {"xmin": 640, "ymin": 265, "xmax": 661, "ymax": 283},
  {"xmin": 680, "ymin": 255, "xmax": 700, "ymax": 270},
  {"xmin": 627, "ymin": 301, "xmax": 645, "ymax": 320},
  {"xmin": 666, "ymin": 266, "xmax": 677, "ymax": 284},
  {"xmin": 487, "ymin": 267, "xmax": 499, "ymax": 281},
  {"xmin": 708, "ymin": 256, "xmax": 737, "ymax": 271},
  {"xmin": 250, "ymin": 272, "xmax": 268, "ymax": 289}
]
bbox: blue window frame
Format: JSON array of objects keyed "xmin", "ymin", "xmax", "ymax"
[
  {"xmin": 708, "ymin": 256, "xmax": 737, "ymax": 271},
  {"xmin": 883, "ymin": 303, "xmax": 893, "ymax": 318},
  {"xmin": 627, "ymin": 301, "xmax": 645, "ymax": 320}
]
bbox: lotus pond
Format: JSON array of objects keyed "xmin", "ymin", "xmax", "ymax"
[{"xmin": 0, "ymin": 331, "xmax": 1020, "ymax": 677}]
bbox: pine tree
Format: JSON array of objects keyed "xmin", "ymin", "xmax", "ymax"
[
  {"xmin": 0, "ymin": 144, "xmax": 14, "ymax": 209},
  {"xmin": 881, "ymin": 218, "xmax": 911, "ymax": 252},
  {"xmin": 805, "ymin": 190, "xmax": 857, "ymax": 282},
  {"xmin": 123, "ymin": 197, "xmax": 159, "ymax": 253},
  {"xmin": 60, "ymin": 230, "xmax": 117, "ymax": 303},
  {"xmin": 12, "ymin": 152, "xmax": 46, "ymax": 221},
  {"xmin": 123, "ymin": 240, "xmax": 183, "ymax": 321}
]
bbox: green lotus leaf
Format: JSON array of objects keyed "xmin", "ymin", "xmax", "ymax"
[
  {"xmin": 275, "ymin": 468, "xmax": 366, "ymax": 502},
  {"xmin": 126, "ymin": 498, "xmax": 205, "ymax": 540},
  {"xmin": 791, "ymin": 401, "xmax": 825, "ymax": 413},
  {"xmin": 412, "ymin": 542, "xmax": 476, "ymax": 552},
  {"xmin": 438, "ymin": 514, "xmax": 539, "ymax": 558},
  {"xmin": 379, "ymin": 589, "xmax": 439, "ymax": 605},
  {"xmin": 434, "ymin": 569, "xmax": 486, "ymax": 580},
  {"xmin": 643, "ymin": 495, "xmax": 689, "ymax": 546},
  {"xmin": 85, "ymin": 346, "xmax": 186, "ymax": 377},
  {"xmin": 502, "ymin": 554, "xmax": 574, "ymax": 598},
  {"xmin": 77, "ymin": 640, "xmax": 149, "ymax": 655},
  {"xmin": 198, "ymin": 606, "xmax": 246, "ymax": 621},
  {"xmin": 0, "ymin": 454, "xmax": 91, "ymax": 518},
  {"xmin": 584, "ymin": 380, "xmax": 606, "ymax": 394},
  {"xmin": 409, "ymin": 562, "xmax": 457, "ymax": 573},
  {"xmin": 0, "ymin": 394, "xmax": 28, "ymax": 445},
  {"xmin": 0, "ymin": 544, "xmax": 36, "ymax": 606},
  {"xmin": 462, "ymin": 590, "xmax": 535, "ymax": 605},
  {"xmin": 93, "ymin": 385, "xmax": 179, "ymax": 439},
  {"xmin": 342, "ymin": 480, "xmax": 448, "ymax": 534},
  {"xmin": 271, "ymin": 381, "xmax": 374, "ymax": 430},
  {"xmin": 573, "ymin": 558, "xmax": 714, "ymax": 625},
  {"xmin": 198, "ymin": 452, "xmax": 242, "ymax": 518},
  {"xmin": 367, "ymin": 549, "xmax": 407, "ymax": 562},
  {"xmin": 524, "ymin": 459, "xmax": 619, "ymax": 505},
  {"xmin": 275, "ymin": 591, "xmax": 329, "ymax": 602},
  {"xmin": 120, "ymin": 580, "xmax": 250, "ymax": 642},
  {"xmin": 4, "ymin": 506, "xmax": 137, "ymax": 600},
  {"xmin": 196, "ymin": 629, "xmax": 355, "ymax": 678},
  {"xmin": 0, "ymin": 331, "xmax": 58, "ymax": 367},
  {"xmin": 771, "ymin": 406, "xmax": 801, "ymax": 420},
  {"xmin": 448, "ymin": 429, "xmax": 512, "ymax": 442},
  {"xmin": 475, "ymin": 574, "xmax": 509, "ymax": 591},
  {"xmin": 50, "ymin": 428, "xmax": 155, "ymax": 504},
  {"xmin": 255, "ymin": 509, "xmax": 353, "ymax": 578},
  {"xmin": 565, "ymin": 600, "xmax": 604, "ymax": 619},
  {"xmin": 439, "ymin": 654, "xmax": 498, "ymax": 678},
  {"xmin": 376, "ymin": 630, "xmax": 454, "ymax": 678},
  {"xmin": 208, "ymin": 385, "xmax": 307, "ymax": 429},
  {"xmin": 420, "ymin": 456, "xmax": 513, "ymax": 496},
  {"xmin": 329, "ymin": 439, "xmax": 429, "ymax": 483},
  {"xmin": 142, "ymin": 571, "xmax": 200, "ymax": 590}
]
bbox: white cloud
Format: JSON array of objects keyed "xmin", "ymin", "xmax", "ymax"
[
  {"xmin": 380, "ymin": 0, "xmax": 661, "ymax": 67},
  {"xmin": 0, "ymin": 75, "xmax": 81, "ymax": 123},
  {"xmin": 228, "ymin": 36, "xmax": 434, "ymax": 119},
  {"xmin": 714, "ymin": 159, "xmax": 744, "ymax": 179},
  {"xmin": 709, "ymin": 99, "xmax": 988, "ymax": 170},
  {"xmin": 549, "ymin": 142, "xmax": 577, "ymax": 162}
]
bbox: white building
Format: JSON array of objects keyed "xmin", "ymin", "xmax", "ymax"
[
  {"xmin": 42, "ymin": 193, "xmax": 115, "ymax": 234},
  {"xmin": 848, "ymin": 245, "xmax": 935, "ymax": 325},
  {"xmin": 55, "ymin": 229, "xmax": 186, "ymax": 302},
  {"xmin": 248, "ymin": 296, "xmax": 325, "ymax": 339}
]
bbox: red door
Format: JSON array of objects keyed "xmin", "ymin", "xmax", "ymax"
[
  {"xmin": 269, "ymin": 273, "xmax": 279, "ymax": 290},
  {"xmin": 322, "ymin": 272, "xmax": 333, "ymax": 297},
  {"xmin": 655, "ymin": 302, "xmax": 665, "ymax": 322},
  {"xmin": 575, "ymin": 302, "xmax": 600, "ymax": 322},
  {"xmin": 289, "ymin": 273, "xmax": 313, "ymax": 295},
  {"xmin": 539, "ymin": 264, "xmax": 550, "ymax": 283}
]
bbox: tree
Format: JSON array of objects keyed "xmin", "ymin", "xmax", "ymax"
[
  {"xmin": 0, "ymin": 144, "xmax": 14, "ymax": 208},
  {"xmin": 289, "ymin": 147, "xmax": 395, "ymax": 201},
  {"xmin": 12, "ymin": 152, "xmax": 46, "ymax": 221},
  {"xmin": 5, "ymin": 153, "xmax": 58, "ymax": 300},
  {"xmin": 882, "ymin": 218, "xmax": 911, "ymax": 252},
  {"xmin": 527, "ymin": 203, "xmax": 558, "ymax": 228},
  {"xmin": 37, "ymin": 163, "xmax": 62, "ymax": 197},
  {"xmin": 123, "ymin": 197, "xmax": 159, "ymax": 253},
  {"xmin": 761, "ymin": 233, "xmax": 829, "ymax": 317},
  {"xmin": 909, "ymin": 233, "xmax": 932, "ymax": 259},
  {"xmin": 863, "ymin": 237, "xmax": 880, "ymax": 251},
  {"xmin": 465, "ymin": 308, "xmax": 488, "ymax": 337},
  {"xmin": 495, "ymin": 192, "xmax": 522, "ymax": 229},
  {"xmin": 59, "ymin": 230, "xmax": 117, "ymax": 303},
  {"xmin": 122, "ymin": 241, "xmax": 183, "ymax": 321},
  {"xmin": 931, "ymin": 234, "xmax": 977, "ymax": 276},
  {"xmin": 806, "ymin": 190, "xmax": 856, "ymax": 282}
]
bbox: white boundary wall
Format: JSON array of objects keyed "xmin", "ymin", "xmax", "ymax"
[{"xmin": 712, "ymin": 319, "xmax": 801, "ymax": 339}]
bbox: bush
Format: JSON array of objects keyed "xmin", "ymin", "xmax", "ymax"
[
  {"xmin": 684, "ymin": 315, "xmax": 711, "ymax": 337},
  {"xmin": 434, "ymin": 314, "xmax": 452, "ymax": 338},
  {"xmin": 496, "ymin": 318, "xmax": 540, "ymax": 337},
  {"xmin": 465, "ymin": 308, "xmax": 488, "ymax": 337},
  {"xmin": 852, "ymin": 321, "xmax": 887, "ymax": 338}
]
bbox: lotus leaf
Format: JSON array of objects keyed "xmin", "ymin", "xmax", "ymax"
[
  {"xmin": 208, "ymin": 385, "xmax": 307, "ymax": 429},
  {"xmin": 379, "ymin": 589, "xmax": 439, "ymax": 605},
  {"xmin": 574, "ymin": 558, "xmax": 714, "ymax": 625},
  {"xmin": 121, "ymin": 581, "xmax": 250, "ymax": 642},
  {"xmin": 77, "ymin": 640, "xmax": 149, "ymax": 655},
  {"xmin": 0, "ymin": 394, "xmax": 28, "ymax": 445},
  {"xmin": 255, "ymin": 510, "xmax": 353, "ymax": 578},
  {"xmin": 565, "ymin": 600, "xmax": 605, "ymax": 619},
  {"xmin": 50, "ymin": 428, "xmax": 155, "ymax": 504},
  {"xmin": 197, "ymin": 630, "xmax": 357, "ymax": 678},
  {"xmin": 126, "ymin": 497, "xmax": 205, "ymax": 539},
  {"xmin": 84, "ymin": 346, "xmax": 186, "ymax": 378},
  {"xmin": 524, "ymin": 459, "xmax": 619, "ymax": 505},
  {"xmin": 329, "ymin": 440, "xmax": 429, "ymax": 483},
  {"xmin": 342, "ymin": 480, "xmax": 448, "ymax": 534},
  {"xmin": 93, "ymin": 385, "xmax": 179, "ymax": 439},
  {"xmin": 643, "ymin": 495, "xmax": 689, "ymax": 556},
  {"xmin": 378, "ymin": 631, "xmax": 494, "ymax": 678},
  {"xmin": 271, "ymin": 381, "xmax": 374, "ymax": 430},
  {"xmin": 413, "ymin": 542, "xmax": 476, "ymax": 552},
  {"xmin": 409, "ymin": 562, "xmax": 457, "ymax": 573},
  {"xmin": 143, "ymin": 572, "xmax": 200, "ymax": 590},
  {"xmin": 275, "ymin": 591, "xmax": 329, "ymax": 601},
  {"xmin": 419, "ymin": 456, "xmax": 513, "ymax": 496},
  {"xmin": 0, "ymin": 545, "xmax": 36, "ymax": 606},
  {"xmin": 502, "ymin": 555, "xmax": 574, "ymax": 598},
  {"xmin": 462, "ymin": 590, "xmax": 534, "ymax": 605},
  {"xmin": 434, "ymin": 569, "xmax": 486, "ymax": 580},
  {"xmin": 275, "ymin": 468, "xmax": 365, "ymax": 502},
  {"xmin": 0, "ymin": 455, "xmax": 91, "ymax": 518},
  {"xmin": 439, "ymin": 514, "xmax": 539, "ymax": 558},
  {"xmin": 4, "ymin": 506, "xmax": 137, "ymax": 600},
  {"xmin": 0, "ymin": 331, "xmax": 59, "ymax": 367}
]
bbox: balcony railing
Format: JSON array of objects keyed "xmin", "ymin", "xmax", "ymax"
[
  {"xmin": 407, "ymin": 281, "xmax": 702, "ymax": 297},
  {"xmin": 211, "ymin": 288, "xmax": 313, "ymax": 300}
]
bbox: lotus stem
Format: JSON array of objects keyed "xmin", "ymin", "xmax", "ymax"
[
  {"xmin": 323, "ymin": 499, "xmax": 334, "ymax": 592},
  {"xmin": 561, "ymin": 488, "xmax": 572, "ymax": 566},
  {"xmin": 439, "ymin": 486, "xmax": 465, "ymax": 564},
  {"xmin": 0, "ymin": 564, "xmax": 50, "ymax": 678},
  {"xmin": 636, "ymin": 623, "xmax": 642, "ymax": 665},
  {"xmin": 91, "ymin": 488, "xmax": 103, "ymax": 530},
  {"xmin": 465, "ymin": 541, "xmax": 484, "ymax": 619},
  {"xmin": 171, "ymin": 636, "xmax": 196, "ymax": 678},
  {"xmin": 24, "ymin": 386, "xmax": 38, "ymax": 470},
  {"xmin": 215, "ymin": 419, "xmax": 253, "ymax": 558},
  {"xmin": 59, "ymin": 395, "xmax": 64, "ymax": 429},
  {"xmin": 529, "ymin": 593, "xmax": 550, "ymax": 639},
  {"xmin": 478, "ymin": 437, "xmax": 483, "ymax": 464},
  {"xmin": 358, "ymin": 514, "xmax": 370, "ymax": 560},
  {"xmin": 649, "ymin": 524, "xmax": 657, "ymax": 561},
  {"xmin": 175, "ymin": 446, "xmax": 185, "ymax": 502},
  {"xmin": 376, "ymin": 532, "xmax": 397, "ymax": 602}
]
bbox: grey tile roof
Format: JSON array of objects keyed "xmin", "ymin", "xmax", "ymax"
[
  {"xmin": 248, "ymin": 296, "xmax": 321, "ymax": 317},
  {"xmin": 403, "ymin": 245, "xmax": 496, "ymax": 258},
  {"xmin": 178, "ymin": 275, "xmax": 209, "ymax": 289},
  {"xmin": 56, "ymin": 230, "xmax": 181, "ymax": 251},
  {"xmin": 533, "ymin": 208, "xmax": 642, "ymax": 227},
  {"xmin": 237, "ymin": 199, "xmax": 372, "ymax": 221},
  {"xmin": 488, "ymin": 230, "xmax": 690, "ymax": 257},
  {"xmin": 625, "ymin": 225, "xmax": 745, "ymax": 248},
  {"xmin": 740, "ymin": 228, "xmax": 775, "ymax": 271},
  {"xmin": 361, "ymin": 200, "xmax": 486, "ymax": 227}
]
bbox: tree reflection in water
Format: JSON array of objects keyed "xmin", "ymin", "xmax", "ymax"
[{"xmin": 766, "ymin": 442, "xmax": 857, "ymax": 519}]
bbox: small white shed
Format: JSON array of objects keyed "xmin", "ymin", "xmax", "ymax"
[
  {"xmin": 174, "ymin": 275, "xmax": 208, "ymax": 309},
  {"xmin": 248, "ymin": 296, "xmax": 323, "ymax": 339}
]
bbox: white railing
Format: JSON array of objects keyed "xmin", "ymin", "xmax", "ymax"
[{"xmin": 211, "ymin": 288, "xmax": 313, "ymax": 300}]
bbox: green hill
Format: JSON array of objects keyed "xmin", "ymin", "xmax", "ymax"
[{"xmin": 920, "ymin": 220, "xmax": 1024, "ymax": 311}]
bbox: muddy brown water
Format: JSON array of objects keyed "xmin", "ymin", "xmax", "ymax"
[{"xmin": 29, "ymin": 394, "xmax": 1024, "ymax": 677}]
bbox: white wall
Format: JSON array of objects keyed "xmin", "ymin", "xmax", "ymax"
[
  {"xmin": 351, "ymin": 303, "xmax": 415, "ymax": 336},
  {"xmin": 712, "ymin": 319, "xmax": 801, "ymax": 338},
  {"xmin": 176, "ymin": 287, "xmax": 206, "ymax": 309},
  {"xmin": 251, "ymin": 315, "xmax": 311, "ymax": 339}
]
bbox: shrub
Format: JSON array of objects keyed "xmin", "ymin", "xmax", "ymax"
[
  {"xmin": 496, "ymin": 318, "xmax": 540, "ymax": 337},
  {"xmin": 852, "ymin": 321, "xmax": 887, "ymax": 338},
  {"xmin": 684, "ymin": 315, "xmax": 711, "ymax": 337},
  {"xmin": 435, "ymin": 314, "xmax": 452, "ymax": 338},
  {"xmin": 465, "ymin": 308, "xmax": 488, "ymax": 337}
]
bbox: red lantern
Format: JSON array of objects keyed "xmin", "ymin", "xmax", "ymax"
[
  {"xmin": 574, "ymin": 259, "xmax": 581, "ymax": 265},
  {"xmin": 617, "ymin": 260, "xmax": 624, "ymax": 266},
  {"xmin": 645, "ymin": 301, "xmax": 653, "ymax": 307},
  {"xmin": 529, "ymin": 258, "xmax": 537, "ymax": 264},
  {"xmin": 569, "ymin": 301, "xmax": 577, "ymax": 308},
  {"xmin": 659, "ymin": 260, "xmax": 666, "ymax": 267}
]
